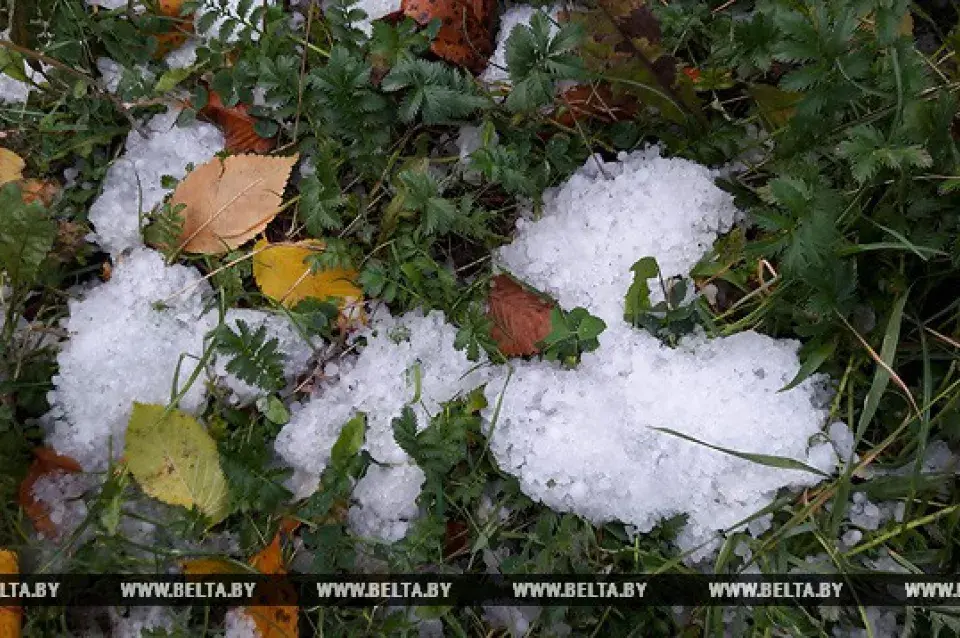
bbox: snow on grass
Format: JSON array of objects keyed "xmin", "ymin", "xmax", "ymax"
[
  {"xmin": 88, "ymin": 107, "xmax": 224, "ymax": 255},
  {"xmin": 347, "ymin": 463, "xmax": 426, "ymax": 542},
  {"xmin": 223, "ymin": 609, "xmax": 259, "ymax": 638},
  {"xmin": 44, "ymin": 248, "xmax": 213, "ymax": 470},
  {"xmin": 213, "ymin": 308, "xmax": 317, "ymax": 405},
  {"xmin": 487, "ymin": 148, "xmax": 840, "ymax": 562},
  {"xmin": 0, "ymin": 30, "xmax": 45, "ymax": 104},
  {"xmin": 481, "ymin": 5, "xmax": 562, "ymax": 87},
  {"xmin": 275, "ymin": 309, "xmax": 487, "ymax": 539},
  {"xmin": 496, "ymin": 147, "xmax": 741, "ymax": 326}
]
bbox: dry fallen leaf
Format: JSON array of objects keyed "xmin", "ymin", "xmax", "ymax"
[
  {"xmin": 399, "ymin": 0, "xmax": 497, "ymax": 73},
  {"xmin": 252, "ymin": 239, "xmax": 363, "ymax": 308},
  {"xmin": 173, "ymin": 153, "xmax": 298, "ymax": 254},
  {"xmin": 200, "ymin": 90, "xmax": 277, "ymax": 154},
  {"xmin": 19, "ymin": 179, "xmax": 60, "ymax": 207},
  {"xmin": 0, "ymin": 550, "xmax": 19, "ymax": 638},
  {"xmin": 487, "ymin": 274, "xmax": 555, "ymax": 356},
  {"xmin": 18, "ymin": 447, "xmax": 83, "ymax": 539},
  {"xmin": 0, "ymin": 147, "xmax": 25, "ymax": 186},
  {"xmin": 247, "ymin": 529, "xmax": 298, "ymax": 638}
]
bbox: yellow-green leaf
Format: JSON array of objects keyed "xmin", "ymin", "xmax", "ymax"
[{"xmin": 124, "ymin": 402, "xmax": 230, "ymax": 524}]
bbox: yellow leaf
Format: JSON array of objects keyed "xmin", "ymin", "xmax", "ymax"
[
  {"xmin": 180, "ymin": 557, "xmax": 245, "ymax": 575},
  {"xmin": 173, "ymin": 154, "xmax": 298, "ymax": 255},
  {"xmin": 0, "ymin": 550, "xmax": 20, "ymax": 638},
  {"xmin": 0, "ymin": 148, "xmax": 25, "ymax": 186},
  {"xmin": 124, "ymin": 403, "xmax": 230, "ymax": 524},
  {"xmin": 252, "ymin": 239, "xmax": 362, "ymax": 308}
]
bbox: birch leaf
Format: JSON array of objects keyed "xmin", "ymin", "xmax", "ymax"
[
  {"xmin": 124, "ymin": 403, "xmax": 230, "ymax": 524},
  {"xmin": 173, "ymin": 154, "xmax": 298, "ymax": 255}
]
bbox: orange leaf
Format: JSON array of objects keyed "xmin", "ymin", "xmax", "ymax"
[
  {"xmin": 246, "ymin": 531, "xmax": 298, "ymax": 638},
  {"xmin": 19, "ymin": 179, "xmax": 60, "ymax": 207},
  {"xmin": 153, "ymin": 0, "xmax": 194, "ymax": 58},
  {"xmin": 200, "ymin": 90, "xmax": 277, "ymax": 154},
  {"xmin": 487, "ymin": 275, "xmax": 555, "ymax": 357},
  {"xmin": 400, "ymin": 0, "xmax": 497, "ymax": 73},
  {"xmin": 18, "ymin": 448, "xmax": 82, "ymax": 539},
  {"xmin": 0, "ymin": 550, "xmax": 20, "ymax": 638}
]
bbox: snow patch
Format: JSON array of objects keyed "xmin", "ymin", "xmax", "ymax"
[
  {"xmin": 348, "ymin": 463, "xmax": 426, "ymax": 542},
  {"xmin": 275, "ymin": 309, "xmax": 487, "ymax": 539},
  {"xmin": 224, "ymin": 608, "xmax": 260, "ymax": 638},
  {"xmin": 496, "ymin": 147, "xmax": 740, "ymax": 325},
  {"xmin": 44, "ymin": 248, "xmax": 213, "ymax": 470},
  {"xmin": 486, "ymin": 149, "xmax": 835, "ymax": 562},
  {"xmin": 30, "ymin": 471, "xmax": 94, "ymax": 541},
  {"xmin": 88, "ymin": 107, "xmax": 224, "ymax": 255}
]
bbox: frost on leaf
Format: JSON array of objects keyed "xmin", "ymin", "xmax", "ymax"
[
  {"xmin": 124, "ymin": 402, "xmax": 230, "ymax": 524},
  {"xmin": 173, "ymin": 153, "xmax": 298, "ymax": 254},
  {"xmin": 487, "ymin": 274, "xmax": 555, "ymax": 356}
]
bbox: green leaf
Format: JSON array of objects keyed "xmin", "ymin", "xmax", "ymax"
[
  {"xmin": 124, "ymin": 403, "xmax": 230, "ymax": 524},
  {"xmin": 0, "ymin": 183, "xmax": 56, "ymax": 286},
  {"xmin": 779, "ymin": 338, "xmax": 837, "ymax": 392},
  {"xmin": 623, "ymin": 256, "xmax": 660, "ymax": 324},
  {"xmin": 382, "ymin": 58, "xmax": 489, "ymax": 124},
  {"xmin": 153, "ymin": 66, "xmax": 195, "ymax": 94},
  {"xmin": 650, "ymin": 427, "xmax": 830, "ymax": 477},
  {"xmin": 331, "ymin": 413, "xmax": 366, "ymax": 467},
  {"xmin": 256, "ymin": 396, "xmax": 290, "ymax": 424},
  {"xmin": 215, "ymin": 320, "xmax": 285, "ymax": 393}
]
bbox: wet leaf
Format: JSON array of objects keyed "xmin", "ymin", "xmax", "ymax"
[
  {"xmin": 399, "ymin": 0, "xmax": 497, "ymax": 73},
  {"xmin": 0, "ymin": 148, "xmax": 25, "ymax": 185},
  {"xmin": 0, "ymin": 550, "xmax": 19, "ymax": 638}
]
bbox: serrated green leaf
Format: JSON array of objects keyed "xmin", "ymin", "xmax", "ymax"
[{"xmin": 125, "ymin": 403, "xmax": 230, "ymax": 524}]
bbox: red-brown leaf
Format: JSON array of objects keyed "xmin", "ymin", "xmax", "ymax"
[
  {"xmin": 199, "ymin": 90, "xmax": 277, "ymax": 154},
  {"xmin": 400, "ymin": 0, "xmax": 497, "ymax": 74},
  {"xmin": 487, "ymin": 275, "xmax": 555, "ymax": 357},
  {"xmin": 18, "ymin": 447, "xmax": 82, "ymax": 538}
]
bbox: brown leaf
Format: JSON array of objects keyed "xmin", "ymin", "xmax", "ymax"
[
  {"xmin": 400, "ymin": 0, "xmax": 497, "ymax": 73},
  {"xmin": 200, "ymin": 90, "xmax": 277, "ymax": 154},
  {"xmin": 555, "ymin": 83, "xmax": 637, "ymax": 126},
  {"xmin": 487, "ymin": 274, "xmax": 555, "ymax": 357},
  {"xmin": 173, "ymin": 153, "xmax": 298, "ymax": 255},
  {"xmin": 18, "ymin": 448, "xmax": 82, "ymax": 538},
  {"xmin": 443, "ymin": 519, "xmax": 470, "ymax": 560}
]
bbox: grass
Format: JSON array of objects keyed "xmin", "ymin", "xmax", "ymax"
[{"xmin": 2, "ymin": 0, "xmax": 960, "ymax": 636}]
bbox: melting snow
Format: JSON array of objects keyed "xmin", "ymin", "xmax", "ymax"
[{"xmin": 88, "ymin": 107, "xmax": 224, "ymax": 255}]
